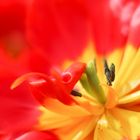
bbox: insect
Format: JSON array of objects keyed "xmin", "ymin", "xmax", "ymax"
[{"xmin": 104, "ymin": 59, "xmax": 115, "ymax": 86}]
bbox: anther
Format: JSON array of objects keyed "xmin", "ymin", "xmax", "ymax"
[
  {"xmin": 104, "ymin": 59, "xmax": 115, "ymax": 86},
  {"xmin": 110, "ymin": 63, "xmax": 115, "ymax": 82},
  {"xmin": 71, "ymin": 90, "xmax": 82, "ymax": 97}
]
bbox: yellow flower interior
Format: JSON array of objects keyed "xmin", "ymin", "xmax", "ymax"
[{"xmin": 36, "ymin": 44, "xmax": 140, "ymax": 140}]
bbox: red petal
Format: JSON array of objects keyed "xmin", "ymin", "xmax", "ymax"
[
  {"xmin": 28, "ymin": 48, "xmax": 52, "ymax": 73},
  {"xmin": 0, "ymin": 134, "xmax": 12, "ymax": 140},
  {"xmin": 14, "ymin": 62, "xmax": 85, "ymax": 105},
  {"xmin": 16, "ymin": 131, "xmax": 59, "ymax": 140},
  {"xmin": 27, "ymin": 0, "xmax": 89, "ymax": 65},
  {"xmin": 0, "ymin": 75, "xmax": 40, "ymax": 136},
  {"xmin": 86, "ymin": 0, "xmax": 137, "ymax": 54},
  {"xmin": 0, "ymin": 42, "xmax": 31, "ymax": 76},
  {"xmin": 13, "ymin": 72, "xmax": 74, "ymax": 105},
  {"xmin": 128, "ymin": 5, "xmax": 140, "ymax": 47},
  {"xmin": 49, "ymin": 62, "xmax": 86, "ymax": 103},
  {"xmin": 0, "ymin": 0, "xmax": 29, "ymax": 37},
  {"xmin": 62, "ymin": 62, "xmax": 86, "ymax": 92},
  {"xmin": 29, "ymin": 75, "xmax": 74, "ymax": 105}
]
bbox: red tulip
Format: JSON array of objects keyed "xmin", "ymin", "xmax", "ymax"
[{"xmin": 1, "ymin": 0, "xmax": 140, "ymax": 139}]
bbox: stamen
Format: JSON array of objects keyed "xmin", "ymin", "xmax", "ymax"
[
  {"xmin": 71, "ymin": 90, "xmax": 82, "ymax": 97},
  {"xmin": 80, "ymin": 74, "xmax": 94, "ymax": 96},
  {"xmin": 94, "ymin": 58, "xmax": 97, "ymax": 72},
  {"xmin": 104, "ymin": 59, "xmax": 115, "ymax": 86},
  {"xmin": 85, "ymin": 60, "xmax": 106, "ymax": 104}
]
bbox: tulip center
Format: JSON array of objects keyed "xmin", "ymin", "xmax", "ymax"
[{"xmin": 79, "ymin": 59, "xmax": 116, "ymax": 105}]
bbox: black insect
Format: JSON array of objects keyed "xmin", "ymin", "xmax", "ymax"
[{"xmin": 104, "ymin": 59, "xmax": 115, "ymax": 86}]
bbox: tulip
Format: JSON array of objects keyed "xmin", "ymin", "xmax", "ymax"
[{"xmin": 2, "ymin": 0, "xmax": 140, "ymax": 139}]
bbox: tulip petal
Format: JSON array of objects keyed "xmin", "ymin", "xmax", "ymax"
[
  {"xmin": 106, "ymin": 48, "xmax": 124, "ymax": 75},
  {"xmin": 13, "ymin": 62, "xmax": 85, "ymax": 105},
  {"xmin": 0, "ymin": 76, "xmax": 40, "ymax": 137},
  {"xmin": 54, "ymin": 116, "xmax": 97, "ymax": 140},
  {"xmin": 11, "ymin": 72, "xmax": 48, "ymax": 90},
  {"xmin": 86, "ymin": 0, "xmax": 137, "ymax": 54},
  {"xmin": 41, "ymin": 98, "xmax": 90, "ymax": 117},
  {"xmin": 27, "ymin": 0, "xmax": 89, "ymax": 66},
  {"xmin": 16, "ymin": 131, "xmax": 58, "ymax": 140},
  {"xmin": 94, "ymin": 108, "xmax": 140, "ymax": 140},
  {"xmin": 105, "ymin": 87, "xmax": 118, "ymax": 109},
  {"xmin": 118, "ymin": 48, "xmax": 140, "ymax": 90},
  {"xmin": 119, "ymin": 90, "xmax": 140, "ymax": 105},
  {"xmin": 94, "ymin": 114, "xmax": 123, "ymax": 140},
  {"xmin": 111, "ymin": 108, "xmax": 140, "ymax": 139},
  {"xmin": 37, "ymin": 107, "xmax": 83, "ymax": 130},
  {"xmin": 114, "ymin": 46, "xmax": 140, "ymax": 97},
  {"xmin": 120, "ymin": 103, "xmax": 140, "ymax": 112},
  {"xmin": 114, "ymin": 45, "xmax": 137, "ymax": 90},
  {"xmin": 0, "ymin": 0, "xmax": 30, "ymax": 37},
  {"xmin": 62, "ymin": 62, "xmax": 86, "ymax": 92},
  {"xmin": 128, "ymin": 5, "xmax": 140, "ymax": 47}
]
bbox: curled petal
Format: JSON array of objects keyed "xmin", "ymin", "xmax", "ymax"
[
  {"xmin": 62, "ymin": 62, "xmax": 86, "ymax": 92},
  {"xmin": 12, "ymin": 63, "xmax": 85, "ymax": 105},
  {"xmin": 30, "ymin": 63, "xmax": 86, "ymax": 105},
  {"xmin": 20, "ymin": 73, "xmax": 75, "ymax": 105},
  {"xmin": 11, "ymin": 72, "xmax": 48, "ymax": 90}
]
